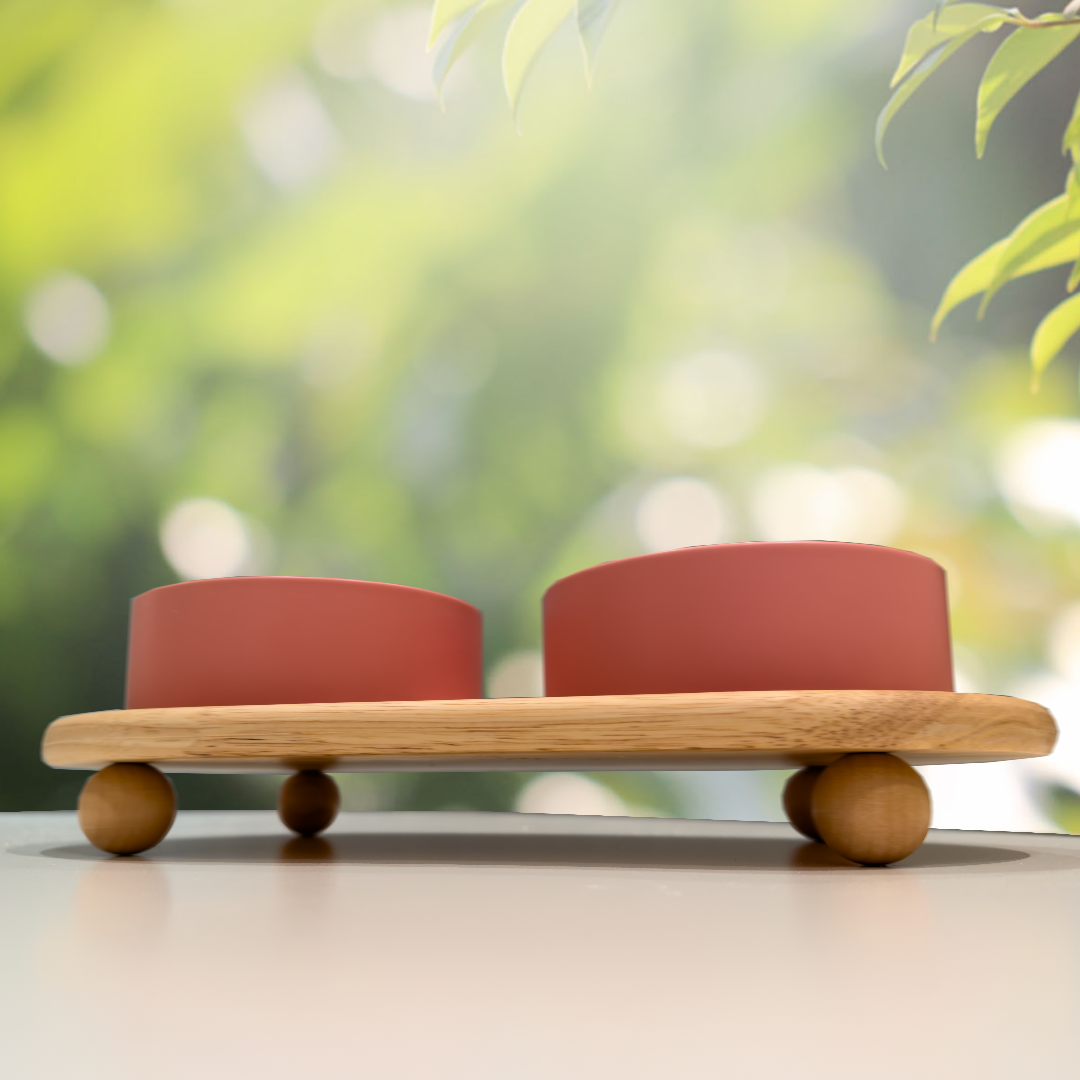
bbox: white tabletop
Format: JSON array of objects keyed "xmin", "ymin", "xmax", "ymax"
[{"xmin": 2, "ymin": 811, "xmax": 1078, "ymax": 1079}]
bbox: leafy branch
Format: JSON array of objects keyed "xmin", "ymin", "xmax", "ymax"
[
  {"xmin": 427, "ymin": 0, "xmax": 619, "ymax": 116},
  {"xmin": 429, "ymin": 1, "xmax": 1080, "ymax": 389},
  {"xmin": 881, "ymin": 2, "xmax": 1080, "ymax": 387}
]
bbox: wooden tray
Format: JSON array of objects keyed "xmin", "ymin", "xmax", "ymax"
[{"xmin": 42, "ymin": 689, "xmax": 1056, "ymax": 774}]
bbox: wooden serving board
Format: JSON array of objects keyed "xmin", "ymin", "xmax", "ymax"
[{"xmin": 41, "ymin": 689, "xmax": 1057, "ymax": 774}]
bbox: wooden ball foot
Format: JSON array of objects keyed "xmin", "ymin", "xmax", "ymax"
[
  {"xmin": 782, "ymin": 766, "xmax": 824, "ymax": 842},
  {"xmin": 811, "ymin": 753, "xmax": 931, "ymax": 866},
  {"xmin": 78, "ymin": 763, "xmax": 177, "ymax": 855},
  {"xmin": 278, "ymin": 771, "xmax": 340, "ymax": 837}
]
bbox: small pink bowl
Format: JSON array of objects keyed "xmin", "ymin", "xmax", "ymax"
[
  {"xmin": 543, "ymin": 542, "xmax": 953, "ymax": 696},
  {"xmin": 126, "ymin": 576, "xmax": 482, "ymax": 709}
]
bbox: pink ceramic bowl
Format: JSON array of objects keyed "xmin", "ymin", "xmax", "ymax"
[
  {"xmin": 543, "ymin": 542, "xmax": 953, "ymax": 696},
  {"xmin": 126, "ymin": 576, "xmax": 482, "ymax": 709}
]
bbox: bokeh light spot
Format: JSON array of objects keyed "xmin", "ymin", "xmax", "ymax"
[
  {"xmin": 515, "ymin": 774, "xmax": 631, "ymax": 816},
  {"xmin": 160, "ymin": 498, "xmax": 253, "ymax": 580},
  {"xmin": 750, "ymin": 464, "xmax": 904, "ymax": 543},
  {"xmin": 997, "ymin": 419, "xmax": 1080, "ymax": 529},
  {"xmin": 312, "ymin": 0, "xmax": 369, "ymax": 80},
  {"xmin": 1049, "ymin": 603, "xmax": 1080, "ymax": 683},
  {"xmin": 366, "ymin": 5, "xmax": 439, "ymax": 102},
  {"xmin": 24, "ymin": 273, "xmax": 110, "ymax": 366},
  {"xmin": 238, "ymin": 71, "xmax": 339, "ymax": 190},
  {"xmin": 487, "ymin": 650, "xmax": 544, "ymax": 698},
  {"xmin": 634, "ymin": 477, "xmax": 732, "ymax": 552},
  {"xmin": 660, "ymin": 349, "xmax": 767, "ymax": 448}
]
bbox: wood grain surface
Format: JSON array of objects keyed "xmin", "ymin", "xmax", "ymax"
[
  {"xmin": 76, "ymin": 763, "xmax": 177, "ymax": 854},
  {"xmin": 811, "ymin": 753, "xmax": 931, "ymax": 865},
  {"xmin": 40, "ymin": 690, "xmax": 1057, "ymax": 774}
]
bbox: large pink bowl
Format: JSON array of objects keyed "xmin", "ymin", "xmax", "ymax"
[
  {"xmin": 126, "ymin": 576, "xmax": 482, "ymax": 708},
  {"xmin": 543, "ymin": 542, "xmax": 953, "ymax": 696}
]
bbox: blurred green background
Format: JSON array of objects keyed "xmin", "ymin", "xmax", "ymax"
[{"xmin": 4, "ymin": 0, "xmax": 1080, "ymax": 830}]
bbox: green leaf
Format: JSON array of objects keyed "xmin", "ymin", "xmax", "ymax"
[
  {"xmin": 876, "ymin": 23, "xmax": 999, "ymax": 168},
  {"xmin": 931, "ymin": 239, "xmax": 1007, "ymax": 338},
  {"xmin": 1068, "ymin": 252, "xmax": 1080, "ymax": 291},
  {"xmin": 1031, "ymin": 292, "xmax": 1080, "ymax": 388},
  {"xmin": 891, "ymin": 4, "xmax": 1011, "ymax": 88},
  {"xmin": 979, "ymin": 194, "xmax": 1080, "ymax": 315},
  {"xmin": 975, "ymin": 20, "xmax": 1080, "ymax": 158},
  {"xmin": 932, "ymin": 203, "xmax": 1080, "ymax": 337},
  {"xmin": 1066, "ymin": 170, "xmax": 1080, "ymax": 289},
  {"xmin": 1066, "ymin": 165, "xmax": 1080, "ymax": 219},
  {"xmin": 428, "ymin": 0, "xmax": 485, "ymax": 48},
  {"xmin": 503, "ymin": 0, "xmax": 576, "ymax": 116},
  {"xmin": 578, "ymin": 0, "xmax": 618, "ymax": 83},
  {"xmin": 933, "ymin": 0, "xmax": 967, "ymax": 22},
  {"xmin": 432, "ymin": 0, "xmax": 510, "ymax": 99},
  {"xmin": 1063, "ymin": 88, "xmax": 1080, "ymax": 156}
]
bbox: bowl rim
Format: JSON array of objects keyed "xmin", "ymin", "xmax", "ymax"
[
  {"xmin": 542, "ymin": 541, "xmax": 944, "ymax": 601},
  {"xmin": 132, "ymin": 575, "xmax": 481, "ymax": 617}
]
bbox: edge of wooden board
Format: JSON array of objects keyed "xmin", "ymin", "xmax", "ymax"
[{"xmin": 41, "ymin": 690, "xmax": 1058, "ymax": 772}]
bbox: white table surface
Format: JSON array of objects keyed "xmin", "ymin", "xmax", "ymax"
[{"xmin": 2, "ymin": 811, "xmax": 1078, "ymax": 1079}]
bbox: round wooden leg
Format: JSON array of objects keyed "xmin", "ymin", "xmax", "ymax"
[
  {"xmin": 78, "ymin": 763, "xmax": 177, "ymax": 855},
  {"xmin": 782, "ymin": 766, "xmax": 824, "ymax": 842},
  {"xmin": 811, "ymin": 753, "xmax": 931, "ymax": 866},
  {"xmin": 278, "ymin": 771, "xmax": 340, "ymax": 837}
]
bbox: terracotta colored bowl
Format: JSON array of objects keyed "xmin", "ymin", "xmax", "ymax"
[
  {"xmin": 543, "ymin": 542, "xmax": 953, "ymax": 696},
  {"xmin": 126, "ymin": 577, "xmax": 482, "ymax": 709}
]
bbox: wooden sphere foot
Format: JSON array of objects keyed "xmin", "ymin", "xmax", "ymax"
[
  {"xmin": 811, "ymin": 753, "xmax": 931, "ymax": 866},
  {"xmin": 78, "ymin": 763, "xmax": 177, "ymax": 855},
  {"xmin": 278, "ymin": 771, "xmax": 340, "ymax": 837},
  {"xmin": 783, "ymin": 766, "xmax": 824, "ymax": 842}
]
